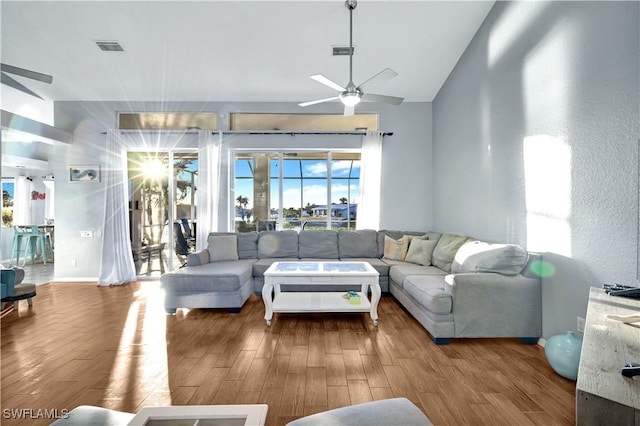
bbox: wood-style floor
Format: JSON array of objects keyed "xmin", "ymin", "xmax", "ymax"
[{"xmin": 1, "ymin": 282, "xmax": 576, "ymax": 425}]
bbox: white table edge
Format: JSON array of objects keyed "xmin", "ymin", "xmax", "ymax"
[{"xmin": 127, "ymin": 404, "xmax": 269, "ymax": 426}]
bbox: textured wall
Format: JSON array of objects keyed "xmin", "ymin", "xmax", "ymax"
[{"xmin": 433, "ymin": 1, "xmax": 640, "ymax": 337}]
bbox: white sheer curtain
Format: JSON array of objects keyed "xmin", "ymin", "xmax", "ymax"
[
  {"xmin": 43, "ymin": 180, "xmax": 54, "ymax": 221},
  {"xmin": 98, "ymin": 130, "xmax": 137, "ymax": 286},
  {"xmin": 357, "ymin": 130, "xmax": 383, "ymax": 230},
  {"xmin": 196, "ymin": 130, "xmax": 222, "ymax": 250},
  {"xmin": 13, "ymin": 176, "xmax": 33, "ymax": 225}
]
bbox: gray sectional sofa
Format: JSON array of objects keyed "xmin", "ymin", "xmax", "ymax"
[{"xmin": 160, "ymin": 229, "xmax": 542, "ymax": 344}]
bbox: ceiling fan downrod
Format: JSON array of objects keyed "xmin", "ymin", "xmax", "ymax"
[{"xmin": 346, "ymin": 0, "xmax": 357, "ymax": 86}]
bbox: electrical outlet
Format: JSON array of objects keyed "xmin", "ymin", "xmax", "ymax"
[
  {"xmin": 80, "ymin": 230, "xmax": 93, "ymax": 238},
  {"xmin": 71, "ymin": 259, "xmax": 77, "ymax": 267},
  {"xmin": 577, "ymin": 316, "xmax": 585, "ymax": 333}
]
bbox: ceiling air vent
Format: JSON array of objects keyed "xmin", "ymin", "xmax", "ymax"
[
  {"xmin": 332, "ymin": 46, "xmax": 354, "ymax": 56},
  {"xmin": 95, "ymin": 41, "xmax": 124, "ymax": 52}
]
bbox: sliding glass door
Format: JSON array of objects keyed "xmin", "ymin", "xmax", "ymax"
[{"xmin": 128, "ymin": 151, "xmax": 198, "ymax": 277}]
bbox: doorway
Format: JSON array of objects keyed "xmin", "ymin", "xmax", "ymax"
[{"xmin": 128, "ymin": 151, "xmax": 198, "ymax": 277}]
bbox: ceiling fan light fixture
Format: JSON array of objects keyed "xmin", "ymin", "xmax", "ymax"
[
  {"xmin": 300, "ymin": 0, "xmax": 403, "ymax": 111},
  {"xmin": 340, "ymin": 92, "xmax": 361, "ymax": 106}
]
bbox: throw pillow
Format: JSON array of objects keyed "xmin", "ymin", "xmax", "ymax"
[
  {"xmin": 405, "ymin": 238, "xmax": 438, "ymax": 266},
  {"xmin": 451, "ymin": 240, "xmax": 529, "ymax": 275},
  {"xmin": 207, "ymin": 234, "xmax": 239, "ymax": 262},
  {"xmin": 425, "ymin": 231, "xmax": 442, "ymax": 242},
  {"xmin": 383, "ymin": 235, "xmax": 410, "ymax": 261},
  {"xmin": 432, "ymin": 233, "xmax": 468, "ymax": 272}
]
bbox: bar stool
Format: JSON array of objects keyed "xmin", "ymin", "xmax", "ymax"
[
  {"xmin": 10, "ymin": 226, "xmax": 54, "ymax": 266},
  {"xmin": 11, "ymin": 225, "xmax": 36, "ymax": 266},
  {"xmin": 31, "ymin": 226, "xmax": 54, "ymax": 265}
]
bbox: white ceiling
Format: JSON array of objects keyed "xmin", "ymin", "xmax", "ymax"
[{"xmin": 1, "ymin": 0, "xmax": 495, "ymax": 104}]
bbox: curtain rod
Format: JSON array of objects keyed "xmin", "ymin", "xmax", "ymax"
[
  {"xmin": 220, "ymin": 130, "xmax": 393, "ymax": 136},
  {"xmin": 104, "ymin": 130, "xmax": 393, "ymax": 136}
]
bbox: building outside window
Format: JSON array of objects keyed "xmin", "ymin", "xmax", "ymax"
[{"xmin": 2, "ymin": 178, "xmax": 15, "ymax": 227}]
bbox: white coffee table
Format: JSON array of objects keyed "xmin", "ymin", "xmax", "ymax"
[
  {"xmin": 127, "ymin": 404, "xmax": 268, "ymax": 426},
  {"xmin": 262, "ymin": 261, "xmax": 381, "ymax": 326}
]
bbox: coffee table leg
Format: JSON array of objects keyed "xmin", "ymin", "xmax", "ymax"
[
  {"xmin": 262, "ymin": 280, "xmax": 274, "ymax": 326},
  {"xmin": 370, "ymin": 279, "xmax": 381, "ymax": 326}
]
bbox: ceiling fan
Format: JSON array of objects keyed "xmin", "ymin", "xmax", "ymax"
[
  {"xmin": 1, "ymin": 63, "xmax": 53, "ymax": 100},
  {"xmin": 299, "ymin": 0, "xmax": 404, "ymax": 116}
]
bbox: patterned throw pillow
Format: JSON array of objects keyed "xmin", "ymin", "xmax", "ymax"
[{"xmin": 383, "ymin": 235, "xmax": 410, "ymax": 261}]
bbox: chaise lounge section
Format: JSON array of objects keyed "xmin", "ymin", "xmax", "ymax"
[{"xmin": 160, "ymin": 229, "xmax": 541, "ymax": 344}]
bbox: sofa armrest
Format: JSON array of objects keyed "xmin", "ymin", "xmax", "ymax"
[
  {"xmin": 186, "ymin": 249, "xmax": 210, "ymax": 266},
  {"xmin": 444, "ymin": 272, "xmax": 542, "ymax": 338}
]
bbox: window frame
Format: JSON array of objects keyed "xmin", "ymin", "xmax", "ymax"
[{"xmin": 231, "ymin": 149, "xmax": 361, "ymax": 231}]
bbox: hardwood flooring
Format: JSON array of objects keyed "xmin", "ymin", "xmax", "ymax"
[{"xmin": 1, "ymin": 281, "xmax": 576, "ymax": 425}]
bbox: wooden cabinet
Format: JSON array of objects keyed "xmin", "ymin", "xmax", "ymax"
[{"xmin": 576, "ymin": 287, "xmax": 640, "ymax": 425}]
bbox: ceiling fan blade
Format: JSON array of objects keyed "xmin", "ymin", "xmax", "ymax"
[
  {"xmin": 1, "ymin": 63, "xmax": 52, "ymax": 84},
  {"xmin": 343, "ymin": 105, "xmax": 355, "ymax": 116},
  {"xmin": 357, "ymin": 68, "xmax": 398, "ymax": 91},
  {"xmin": 1, "ymin": 72, "xmax": 44, "ymax": 100},
  {"xmin": 310, "ymin": 74, "xmax": 346, "ymax": 92},
  {"xmin": 361, "ymin": 93, "xmax": 404, "ymax": 106},
  {"xmin": 299, "ymin": 96, "xmax": 340, "ymax": 107}
]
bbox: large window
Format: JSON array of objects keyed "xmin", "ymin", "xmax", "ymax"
[
  {"xmin": 234, "ymin": 152, "xmax": 360, "ymax": 232},
  {"xmin": 2, "ymin": 178, "xmax": 15, "ymax": 227},
  {"xmin": 118, "ymin": 112, "xmax": 218, "ymax": 130},
  {"xmin": 230, "ymin": 113, "xmax": 377, "ymax": 131}
]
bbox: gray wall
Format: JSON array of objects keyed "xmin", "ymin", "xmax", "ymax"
[
  {"xmin": 433, "ymin": 1, "xmax": 640, "ymax": 338},
  {"xmin": 51, "ymin": 101, "xmax": 433, "ymax": 280}
]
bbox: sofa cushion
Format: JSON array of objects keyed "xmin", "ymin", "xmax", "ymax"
[
  {"xmin": 451, "ymin": 240, "xmax": 529, "ymax": 275},
  {"xmin": 161, "ymin": 260, "xmax": 255, "ymax": 292},
  {"xmin": 403, "ymin": 275, "xmax": 452, "ymax": 314},
  {"xmin": 388, "ymin": 262, "xmax": 447, "ymax": 288},
  {"xmin": 207, "ymin": 232, "xmax": 259, "ymax": 260},
  {"xmin": 432, "ymin": 233, "xmax": 468, "ymax": 272},
  {"xmin": 345, "ymin": 258, "xmax": 390, "ymax": 277},
  {"xmin": 338, "ymin": 229, "xmax": 378, "ymax": 258},
  {"xmin": 405, "ymin": 238, "xmax": 438, "ymax": 266},
  {"xmin": 285, "ymin": 397, "xmax": 433, "ymax": 426},
  {"xmin": 237, "ymin": 231, "xmax": 259, "ymax": 259},
  {"xmin": 383, "ymin": 235, "xmax": 409, "ymax": 261},
  {"xmin": 252, "ymin": 258, "xmax": 296, "ymax": 277},
  {"xmin": 207, "ymin": 234, "xmax": 239, "ymax": 262},
  {"xmin": 425, "ymin": 231, "xmax": 442, "ymax": 242},
  {"xmin": 258, "ymin": 230, "xmax": 299, "ymax": 258},
  {"xmin": 50, "ymin": 405, "xmax": 135, "ymax": 426},
  {"xmin": 298, "ymin": 230, "xmax": 339, "ymax": 259}
]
